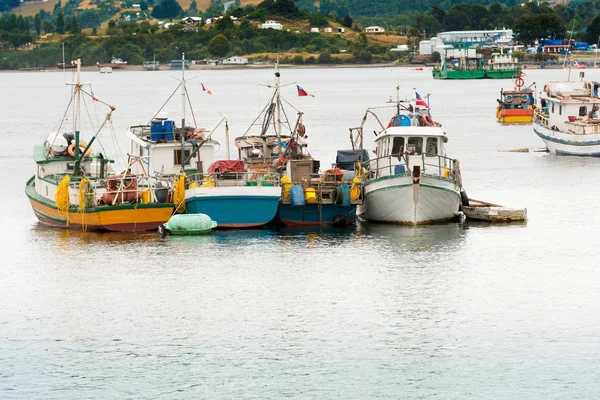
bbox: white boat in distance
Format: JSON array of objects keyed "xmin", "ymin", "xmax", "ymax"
[
  {"xmin": 533, "ymin": 76, "xmax": 600, "ymax": 156},
  {"xmin": 96, "ymin": 57, "xmax": 127, "ymax": 69},
  {"xmin": 358, "ymin": 92, "xmax": 463, "ymax": 225}
]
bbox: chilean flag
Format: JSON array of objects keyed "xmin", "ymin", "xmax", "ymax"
[
  {"xmin": 201, "ymin": 83, "xmax": 212, "ymax": 95},
  {"xmin": 297, "ymin": 85, "xmax": 315, "ymax": 97},
  {"xmin": 415, "ymin": 92, "xmax": 429, "ymax": 108}
]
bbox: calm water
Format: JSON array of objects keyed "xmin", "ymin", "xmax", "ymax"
[{"xmin": 1, "ymin": 66, "xmax": 600, "ymax": 399}]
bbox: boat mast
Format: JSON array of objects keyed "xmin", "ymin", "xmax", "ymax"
[
  {"xmin": 275, "ymin": 58, "xmax": 282, "ymax": 156},
  {"xmin": 73, "ymin": 58, "xmax": 82, "ymax": 174},
  {"xmin": 180, "ymin": 52, "xmax": 186, "ymax": 171}
]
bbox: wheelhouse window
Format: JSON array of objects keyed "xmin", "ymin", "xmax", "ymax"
[
  {"xmin": 559, "ymin": 105, "xmax": 562, "ymax": 115},
  {"xmin": 552, "ymin": 103, "xmax": 555, "ymax": 113},
  {"xmin": 407, "ymin": 137, "xmax": 423, "ymax": 154},
  {"xmin": 174, "ymin": 149, "xmax": 191, "ymax": 166},
  {"xmin": 425, "ymin": 137, "xmax": 438, "ymax": 156},
  {"xmin": 579, "ymin": 106, "xmax": 588, "ymax": 117},
  {"xmin": 391, "ymin": 137, "xmax": 405, "ymax": 156}
]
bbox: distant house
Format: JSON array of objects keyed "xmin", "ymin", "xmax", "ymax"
[
  {"xmin": 390, "ymin": 44, "xmax": 409, "ymax": 52},
  {"xmin": 262, "ymin": 20, "xmax": 282, "ymax": 30},
  {"xmin": 222, "ymin": 56, "xmax": 249, "ymax": 65},
  {"xmin": 337, "ymin": 28, "xmax": 345, "ymax": 33},
  {"xmin": 131, "ymin": 4, "xmax": 140, "ymax": 8},
  {"xmin": 182, "ymin": 16, "xmax": 202, "ymax": 25},
  {"xmin": 207, "ymin": 59, "xmax": 220, "ymax": 65},
  {"xmin": 324, "ymin": 27, "xmax": 333, "ymax": 33},
  {"xmin": 365, "ymin": 26, "xmax": 385, "ymax": 33},
  {"xmin": 310, "ymin": 27, "xmax": 319, "ymax": 33}
]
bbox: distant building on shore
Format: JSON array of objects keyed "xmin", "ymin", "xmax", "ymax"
[
  {"xmin": 222, "ymin": 56, "xmax": 249, "ymax": 65},
  {"xmin": 262, "ymin": 20, "xmax": 282, "ymax": 30},
  {"xmin": 365, "ymin": 26, "xmax": 385, "ymax": 33}
]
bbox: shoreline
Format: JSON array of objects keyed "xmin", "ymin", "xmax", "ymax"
[
  {"xmin": 5, "ymin": 62, "xmax": 561, "ymax": 73},
  {"xmin": 5, "ymin": 62, "xmax": 424, "ymax": 73}
]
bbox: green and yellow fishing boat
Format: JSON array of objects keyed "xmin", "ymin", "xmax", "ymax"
[{"xmin": 433, "ymin": 48, "xmax": 520, "ymax": 80}]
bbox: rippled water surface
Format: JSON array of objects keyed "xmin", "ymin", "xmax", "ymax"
[{"xmin": 1, "ymin": 67, "xmax": 600, "ymax": 399}]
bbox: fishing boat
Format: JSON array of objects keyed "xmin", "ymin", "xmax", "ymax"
[
  {"xmin": 96, "ymin": 57, "xmax": 127, "ymax": 69},
  {"xmin": 234, "ymin": 65, "xmax": 364, "ymax": 227},
  {"xmin": 126, "ymin": 54, "xmax": 281, "ymax": 228},
  {"xmin": 433, "ymin": 45, "xmax": 519, "ymax": 80},
  {"xmin": 496, "ymin": 73, "xmax": 536, "ymax": 124},
  {"xmin": 462, "ymin": 199, "xmax": 527, "ymax": 222},
  {"xmin": 169, "ymin": 59, "xmax": 190, "ymax": 70},
  {"xmin": 57, "ymin": 62, "xmax": 76, "ymax": 69},
  {"xmin": 533, "ymin": 70, "xmax": 600, "ymax": 156},
  {"xmin": 25, "ymin": 59, "xmax": 175, "ymax": 231},
  {"xmin": 99, "ymin": 66, "xmax": 113, "ymax": 74},
  {"xmin": 143, "ymin": 56, "xmax": 160, "ymax": 71},
  {"xmin": 357, "ymin": 90, "xmax": 463, "ymax": 225}
]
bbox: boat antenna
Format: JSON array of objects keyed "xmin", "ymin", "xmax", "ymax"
[
  {"xmin": 567, "ymin": 20, "xmax": 576, "ymax": 81},
  {"xmin": 180, "ymin": 52, "xmax": 186, "ymax": 171}
]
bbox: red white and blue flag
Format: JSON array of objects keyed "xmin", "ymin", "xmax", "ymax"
[
  {"xmin": 297, "ymin": 85, "xmax": 315, "ymax": 97},
  {"xmin": 201, "ymin": 83, "xmax": 212, "ymax": 95},
  {"xmin": 415, "ymin": 91, "xmax": 429, "ymax": 108}
]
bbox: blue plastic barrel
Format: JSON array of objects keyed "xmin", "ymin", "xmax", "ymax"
[
  {"xmin": 394, "ymin": 165, "xmax": 406, "ymax": 175},
  {"xmin": 150, "ymin": 120, "xmax": 164, "ymax": 141},
  {"xmin": 163, "ymin": 120, "xmax": 175, "ymax": 133},
  {"xmin": 290, "ymin": 185, "xmax": 305, "ymax": 207},
  {"xmin": 339, "ymin": 184, "xmax": 351, "ymax": 207}
]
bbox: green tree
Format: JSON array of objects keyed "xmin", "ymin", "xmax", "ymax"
[
  {"xmin": 586, "ymin": 15, "xmax": 600, "ymax": 44},
  {"xmin": 151, "ymin": 0, "xmax": 183, "ymax": 19},
  {"xmin": 431, "ymin": 51, "xmax": 441, "ymax": 62},
  {"xmin": 318, "ymin": 51, "xmax": 331, "ymax": 63},
  {"xmin": 56, "ymin": 12, "xmax": 65, "ymax": 34},
  {"xmin": 514, "ymin": 13, "xmax": 566, "ymax": 45},
  {"xmin": 342, "ymin": 14, "xmax": 352, "ymax": 28},
  {"xmin": 208, "ymin": 33, "xmax": 231, "ymax": 57},
  {"xmin": 293, "ymin": 54, "xmax": 304, "ymax": 64},
  {"xmin": 309, "ymin": 13, "xmax": 328, "ymax": 27},
  {"xmin": 34, "ymin": 13, "xmax": 41, "ymax": 35},
  {"xmin": 69, "ymin": 15, "xmax": 80, "ymax": 34},
  {"xmin": 188, "ymin": 0, "xmax": 198, "ymax": 14}
]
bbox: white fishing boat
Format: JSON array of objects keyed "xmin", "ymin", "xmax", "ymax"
[
  {"xmin": 99, "ymin": 66, "xmax": 113, "ymax": 74},
  {"xmin": 358, "ymin": 91, "xmax": 463, "ymax": 225},
  {"xmin": 126, "ymin": 53, "xmax": 281, "ymax": 228},
  {"xmin": 533, "ymin": 73, "xmax": 600, "ymax": 156}
]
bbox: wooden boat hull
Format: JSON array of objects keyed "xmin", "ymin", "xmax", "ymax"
[
  {"xmin": 497, "ymin": 108, "xmax": 534, "ymax": 124},
  {"xmin": 463, "ymin": 200, "xmax": 527, "ymax": 222},
  {"xmin": 25, "ymin": 177, "xmax": 174, "ymax": 231},
  {"xmin": 533, "ymin": 122, "xmax": 600, "ymax": 156},
  {"xmin": 360, "ymin": 174, "xmax": 460, "ymax": 225},
  {"xmin": 276, "ymin": 203, "xmax": 357, "ymax": 227},
  {"xmin": 184, "ymin": 186, "xmax": 280, "ymax": 228}
]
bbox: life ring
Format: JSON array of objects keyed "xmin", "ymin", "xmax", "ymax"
[
  {"xmin": 67, "ymin": 141, "xmax": 92, "ymax": 157},
  {"xmin": 505, "ymin": 94, "xmax": 513, "ymax": 102},
  {"xmin": 515, "ymin": 77, "xmax": 525, "ymax": 88},
  {"xmin": 422, "ymin": 115, "xmax": 434, "ymax": 126},
  {"xmin": 277, "ymin": 155, "xmax": 287, "ymax": 166},
  {"xmin": 521, "ymin": 94, "xmax": 529, "ymax": 102},
  {"xmin": 296, "ymin": 123, "xmax": 306, "ymax": 137}
]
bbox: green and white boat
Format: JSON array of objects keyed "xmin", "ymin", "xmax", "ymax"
[{"xmin": 432, "ymin": 47, "xmax": 520, "ymax": 80}]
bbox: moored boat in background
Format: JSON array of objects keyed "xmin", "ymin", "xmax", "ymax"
[
  {"xmin": 496, "ymin": 73, "xmax": 536, "ymax": 124},
  {"xmin": 96, "ymin": 57, "xmax": 127, "ymax": 69},
  {"xmin": 533, "ymin": 72, "xmax": 600, "ymax": 156}
]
